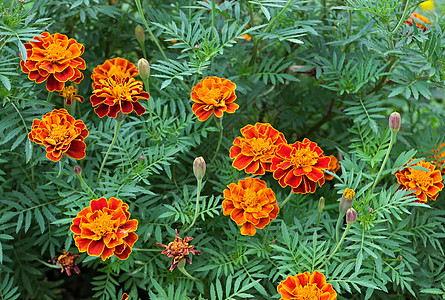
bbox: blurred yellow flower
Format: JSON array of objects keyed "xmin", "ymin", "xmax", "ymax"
[{"xmin": 420, "ymin": 0, "xmax": 434, "ymax": 10}]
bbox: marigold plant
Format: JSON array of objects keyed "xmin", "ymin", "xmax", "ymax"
[
  {"xmin": 28, "ymin": 108, "xmax": 88, "ymax": 162},
  {"xmin": 394, "ymin": 159, "xmax": 444, "ymax": 203},
  {"xmin": 70, "ymin": 197, "xmax": 138, "ymax": 260},
  {"xmin": 20, "ymin": 32, "xmax": 86, "ymax": 92},
  {"xmin": 271, "ymin": 138, "xmax": 330, "ymax": 194},
  {"xmin": 222, "ymin": 177, "xmax": 279, "ymax": 236},
  {"xmin": 230, "ymin": 123, "xmax": 287, "ymax": 175},
  {"xmin": 191, "ymin": 76, "xmax": 238, "ymax": 121},
  {"xmin": 277, "ymin": 270, "xmax": 337, "ymax": 300}
]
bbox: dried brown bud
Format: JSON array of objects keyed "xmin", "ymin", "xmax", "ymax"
[
  {"xmin": 389, "ymin": 112, "xmax": 401, "ymax": 133},
  {"xmin": 73, "ymin": 166, "xmax": 81, "ymax": 176},
  {"xmin": 135, "ymin": 25, "xmax": 145, "ymax": 45},
  {"xmin": 49, "ymin": 250, "xmax": 80, "ymax": 276},
  {"xmin": 346, "ymin": 208, "xmax": 357, "ymax": 224},
  {"xmin": 193, "ymin": 157, "xmax": 206, "ymax": 181}
]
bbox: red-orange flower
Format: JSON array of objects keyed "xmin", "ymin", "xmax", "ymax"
[
  {"xmin": 405, "ymin": 13, "xmax": 431, "ymax": 32},
  {"xmin": 430, "ymin": 143, "xmax": 445, "ymax": 175},
  {"xmin": 325, "ymin": 155, "xmax": 340, "ymax": 180},
  {"xmin": 90, "ymin": 58, "xmax": 148, "ymax": 118},
  {"xmin": 271, "ymin": 138, "xmax": 330, "ymax": 194},
  {"xmin": 59, "ymin": 85, "xmax": 84, "ymax": 105},
  {"xmin": 277, "ymin": 270, "xmax": 337, "ymax": 300},
  {"xmin": 70, "ymin": 197, "xmax": 138, "ymax": 261},
  {"xmin": 394, "ymin": 159, "xmax": 443, "ymax": 203},
  {"xmin": 157, "ymin": 229, "xmax": 202, "ymax": 271},
  {"xmin": 28, "ymin": 109, "xmax": 88, "ymax": 162},
  {"xmin": 20, "ymin": 32, "xmax": 86, "ymax": 92},
  {"xmin": 121, "ymin": 293, "xmax": 129, "ymax": 300},
  {"xmin": 230, "ymin": 123, "xmax": 287, "ymax": 175},
  {"xmin": 191, "ymin": 76, "xmax": 238, "ymax": 121},
  {"xmin": 222, "ymin": 177, "xmax": 279, "ymax": 236}
]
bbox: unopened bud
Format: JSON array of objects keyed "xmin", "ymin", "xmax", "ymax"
[
  {"xmin": 138, "ymin": 58, "xmax": 150, "ymax": 81},
  {"xmin": 318, "ymin": 197, "xmax": 325, "ymax": 213},
  {"xmin": 339, "ymin": 188, "xmax": 355, "ymax": 214},
  {"xmin": 389, "ymin": 112, "xmax": 401, "ymax": 133},
  {"xmin": 193, "ymin": 157, "xmax": 206, "ymax": 181},
  {"xmin": 194, "ymin": 44, "xmax": 200, "ymax": 49},
  {"xmin": 346, "ymin": 208, "xmax": 357, "ymax": 224},
  {"xmin": 139, "ymin": 155, "xmax": 146, "ymax": 160},
  {"xmin": 135, "ymin": 25, "xmax": 145, "ymax": 45},
  {"xmin": 368, "ymin": 208, "xmax": 374, "ymax": 213},
  {"xmin": 73, "ymin": 166, "xmax": 81, "ymax": 176},
  {"xmin": 19, "ymin": 0, "xmax": 25, "ymax": 2},
  {"xmin": 398, "ymin": 255, "xmax": 403, "ymax": 261}
]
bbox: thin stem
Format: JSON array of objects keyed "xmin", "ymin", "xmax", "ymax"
[
  {"xmin": 178, "ymin": 263, "xmax": 203, "ymax": 283},
  {"xmin": 184, "ymin": 179, "xmax": 202, "ymax": 233},
  {"xmin": 97, "ymin": 119, "xmax": 123, "ymax": 181},
  {"xmin": 142, "ymin": 77, "xmax": 154, "ymax": 130},
  {"xmin": 335, "ymin": 213, "xmax": 345, "ymax": 242},
  {"xmin": 319, "ymin": 223, "xmax": 352, "ymax": 270},
  {"xmin": 370, "ymin": 130, "xmax": 397, "ymax": 194},
  {"xmin": 76, "ymin": 173, "xmax": 97, "ymax": 198},
  {"xmin": 57, "ymin": 160, "xmax": 64, "ymax": 178},
  {"xmin": 262, "ymin": 222, "xmax": 271, "ymax": 245},
  {"xmin": 46, "ymin": 91, "xmax": 53, "ymax": 108},
  {"xmin": 279, "ymin": 189, "xmax": 294, "ymax": 209},
  {"xmin": 210, "ymin": 116, "xmax": 223, "ymax": 164},
  {"xmin": 211, "ymin": 0, "xmax": 216, "ymax": 33},
  {"xmin": 391, "ymin": 0, "xmax": 412, "ymax": 35}
]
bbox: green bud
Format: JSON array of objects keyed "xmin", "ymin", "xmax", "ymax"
[
  {"xmin": 193, "ymin": 157, "xmax": 206, "ymax": 181},
  {"xmin": 346, "ymin": 208, "xmax": 357, "ymax": 224},
  {"xmin": 138, "ymin": 58, "xmax": 150, "ymax": 82},
  {"xmin": 135, "ymin": 25, "xmax": 145, "ymax": 45},
  {"xmin": 389, "ymin": 112, "xmax": 401, "ymax": 133},
  {"xmin": 73, "ymin": 166, "xmax": 81, "ymax": 175},
  {"xmin": 318, "ymin": 197, "xmax": 325, "ymax": 213}
]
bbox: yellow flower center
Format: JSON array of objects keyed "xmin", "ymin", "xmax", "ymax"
[
  {"xmin": 200, "ymin": 87, "xmax": 222, "ymax": 105},
  {"xmin": 291, "ymin": 148, "xmax": 317, "ymax": 168},
  {"xmin": 60, "ymin": 86, "xmax": 77, "ymax": 99},
  {"xmin": 111, "ymin": 82, "xmax": 133, "ymax": 103},
  {"xmin": 45, "ymin": 43, "xmax": 66, "ymax": 61},
  {"xmin": 293, "ymin": 283, "xmax": 322, "ymax": 299},
  {"xmin": 242, "ymin": 188, "xmax": 260, "ymax": 211},
  {"xmin": 107, "ymin": 65, "xmax": 128, "ymax": 81},
  {"xmin": 343, "ymin": 188, "xmax": 355, "ymax": 199},
  {"xmin": 407, "ymin": 169, "xmax": 433, "ymax": 188},
  {"xmin": 90, "ymin": 212, "xmax": 116, "ymax": 237},
  {"xmin": 48, "ymin": 123, "xmax": 72, "ymax": 143},
  {"xmin": 250, "ymin": 138, "xmax": 272, "ymax": 156}
]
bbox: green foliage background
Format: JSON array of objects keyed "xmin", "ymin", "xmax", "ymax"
[{"xmin": 0, "ymin": 0, "xmax": 444, "ymax": 299}]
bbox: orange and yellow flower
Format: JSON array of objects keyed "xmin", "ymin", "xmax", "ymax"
[
  {"xmin": 325, "ymin": 155, "xmax": 340, "ymax": 180},
  {"xmin": 59, "ymin": 85, "xmax": 84, "ymax": 106},
  {"xmin": 271, "ymin": 138, "xmax": 330, "ymax": 194},
  {"xmin": 405, "ymin": 13, "xmax": 431, "ymax": 32},
  {"xmin": 28, "ymin": 109, "xmax": 88, "ymax": 162},
  {"xmin": 121, "ymin": 293, "xmax": 129, "ymax": 300},
  {"xmin": 157, "ymin": 229, "xmax": 202, "ymax": 271},
  {"xmin": 70, "ymin": 197, "xmax": 138, "ymax": 260},
  {"xmin": 394, "ymin": 159, "xmax": 443, "ymax": 203},
  {"xmin": 20, "ymin": 32, "xmax": 86, "ymax": 92},
  {"xmin": 277, "ymin": 270, "xmax": 337, "ymax": 300},
  {"xmin": 191, "ymin": 76, "xmax": 238, "ymax": 121},
  {"xmin": 90, "ymin": 58, "xmax": 148, "ymax": 118},
  {"xmin": 222, "ymin": 177, "xmax": 279, "ymax": 236},
  {"xmin": 430, "ymin": 143, "xmax": 445, "ymax": 175},
  {"xmin": 230, "ymin": 123, "xmax": 287, "ymax": 175}
]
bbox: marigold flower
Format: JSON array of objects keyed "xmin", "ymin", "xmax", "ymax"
[
  {"xmin": 230, "ymin": 123, "xmax": 287, "ymax": 175},
  {"xmin": 394, "ymin": 159, "xmax": 444, "ymax": 203},
  {"xmin": 59, "ymin": 85, "xmax": 84, "ymax": 106},
  {"xmin": 157, "ymin": 229, "xmax": 202, "ymax": 272},
  {"xmin": 405, "ymin": 13, "xmax": 431, "ymax": 32},
  {"xmin": 277, "ymin": 270, "xmax": 337, "ymax": 300},
  {"xmin": 430, "ymin": 143, "xmax": 445, "ymax": 175},
  {"xmin": 339, "ymin": 188, "xmax": 355, "ymax": 214},
  {"xmin": 90, "ymin": 58, "xmax": 149, "ymax": 118},
  {"xmin": 325, "ymin": 155, "xmax": 340, "ymax": 180},
  {"xmin": 191, "ymin": 76, "xmax": 238, "ymax": 121},
  {"xmin": 271, "ymin": 138, "xmax": 330, "ymax": 194},
  {"xmin": 70, "ymin": 197, "xmax": 138, "ymax": 261},
  {"xmin": 28, "ymin": 109, "xmax": 88, "ymax": 162},
  {"xmin": 20, "ymin": 32, "xmax": 86, "ymax": 92},
  {"xmin": 48, "ymin": 250, "xmax": 80, "ymax": 276},
  {"xmin": 222, "ymin": 177, "xmax": 279, "ymax": 236},
  {"xmin": 121, "ymin": 293, "xmax": 129, "ymax": 300},
  {"xmin": 420, "ymin": 0, "xmax": 434, "ymax": 10}
]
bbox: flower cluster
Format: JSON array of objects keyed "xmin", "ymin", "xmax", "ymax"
[
  {"xmin": 277, "ymin": 271, "xmax": 337, "ymax": 300},
  {"xmin": 28, "ymin": 108, "xmax": 89, "ymax": 162},
  {"xmin": 20, "ymin": 32, "xmax": 86, "ymax": 92},
  {"xmin": 70, "ymin": 197, "xmax": 138, "ymax": 260},
  {"xmin": 394, "ymin": 159, "xmax": 443, "ymax": 203},
  {"xmin": 222, "ymin": 177, "xmax": 279, "ymax": 236}
]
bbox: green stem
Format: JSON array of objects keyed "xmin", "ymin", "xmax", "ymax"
[
  {"xmin": 279, "ymin": 189, "xmax": 294, "ymax": 209},
  {"xmin": 97, "ymin": 119, "xmax": 123, "ymax": 181},
  {"xmin": 142, "ymin": 77, "xmax": 154, "ymax": 130},
  {"xmin": 211, "ymin": 0, "xmax": 216, "ymax": 33},
  {"xmin": 370, "ymin": 130, "xmax": 397, "ymax": 194},
  {"xmin": 210, "ymin": 117, "xmax": 223, "ymax": 164},
  {"xmin": 391, "ymin": 0, "xmax": 412, "ymax": 35},
  {"xmin": 319, "ymin": 223, "xmax": 352, "ymax": 270},
  {"xmin": 178, "ymin": 260, "xmax": 202, "ymax": 283},
  {"xmin": 335, "ymin": 213, "xmax": 345, "ymax": 242},
  {"xmin": 76, "ymin": 173, "xmax": 97, "ymax": 198},
  {"xmin": 46, "ymin": 91, "xmax": 53, "ymax": 108},
  {"xmin": 57, "ymin": 160, "xmax": 64, "ymax": 178},
  {"xmin": 184, "ymin": 179, "xmax": 202, "ymax": 233}
]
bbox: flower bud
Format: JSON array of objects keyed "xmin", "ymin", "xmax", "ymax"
[
  {"xmin": 318, "ymin": 197, "xmax": 325, "ymax": 213},
  {"xmin": 339, "ymin": 188, "xmax": 355, "ymax": 214},
  {"xmin": 193, "ymin": 157, "xmax": 206, "ymax": 181},
  {"xmin": 73, "ymin": 166, "xmax": 81, "ymax": 176},
  {"xmin": 368, "ymin": 207, "xmax": 374, "ymax": 214},
  {"xmin": 138, "ymin": 58, "xmax": 150, "ymax": 82},
  {"xmin": 346, "ymin": 208, "xmax": 357, "ymax": 224},
  {"xmin": 389, "ymin": 112, "xmax": 401, "ymax": 133},
  {"xmin": 135, "ymin": 25, "xmax": 145, "ymax": 45},
  {"xmin": 139, "ymin": 155, "xmax": 146, "ymax": 160}
]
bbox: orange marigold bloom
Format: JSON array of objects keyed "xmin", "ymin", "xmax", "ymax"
[
  {"xmin": 49, "ymin": 250, "xmax": 80, "ymax": 276},
  {"xmin": 405, "ymin": 13, "xmax": 431, "ymax": 32},
  {"xmin": 157, "ymin": 229, "xmax": 202, "ymax": 272},
  {"xmin": 277, "ymin": 270, "xmax": 337, "ymax": 300},
  {"xmin": 70, "ymin": 197, "xmax": 138, "ymax": 261},
  {"xmin": 394, "ymin": 159, "xmax": 444, "ymax": 203},
  {"xmin": 430, "ymin": 143, "xmax": 445, "ymax": 175},
  {"xmin": 325, "ymin": 155, "xmax": 340, "ymax": 180},
  {"xmin": 191, "ymin": 76, "xmax": 238, "ymax": 121},
  {"xmin": 230, "ymin": 123, "xmax": 287, "ymax": 175},
  {"xmin": 59, "ymin": 85, "xmax": 84, "ymax": 106},
  {"xmin": 222, "ymin": 177, "xmax": 279, "ymax": 236},
  {"xmin": 90, "ymin": 58, "xmax": 148, "ymax": 118},
  {"xmin": 271, "ymin": 138, "xmax": 330, "ymax": 194},
  {"xmin": 121, "ymin": 293, "xmax": 129, "ymax": 300},
  {"xmin": 28, "ymin": 109, "xmax": 88, "ymax": 162},
  {"xmin": 20, "ymin": 32, "xmax": 86, "ymax": 92}
]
